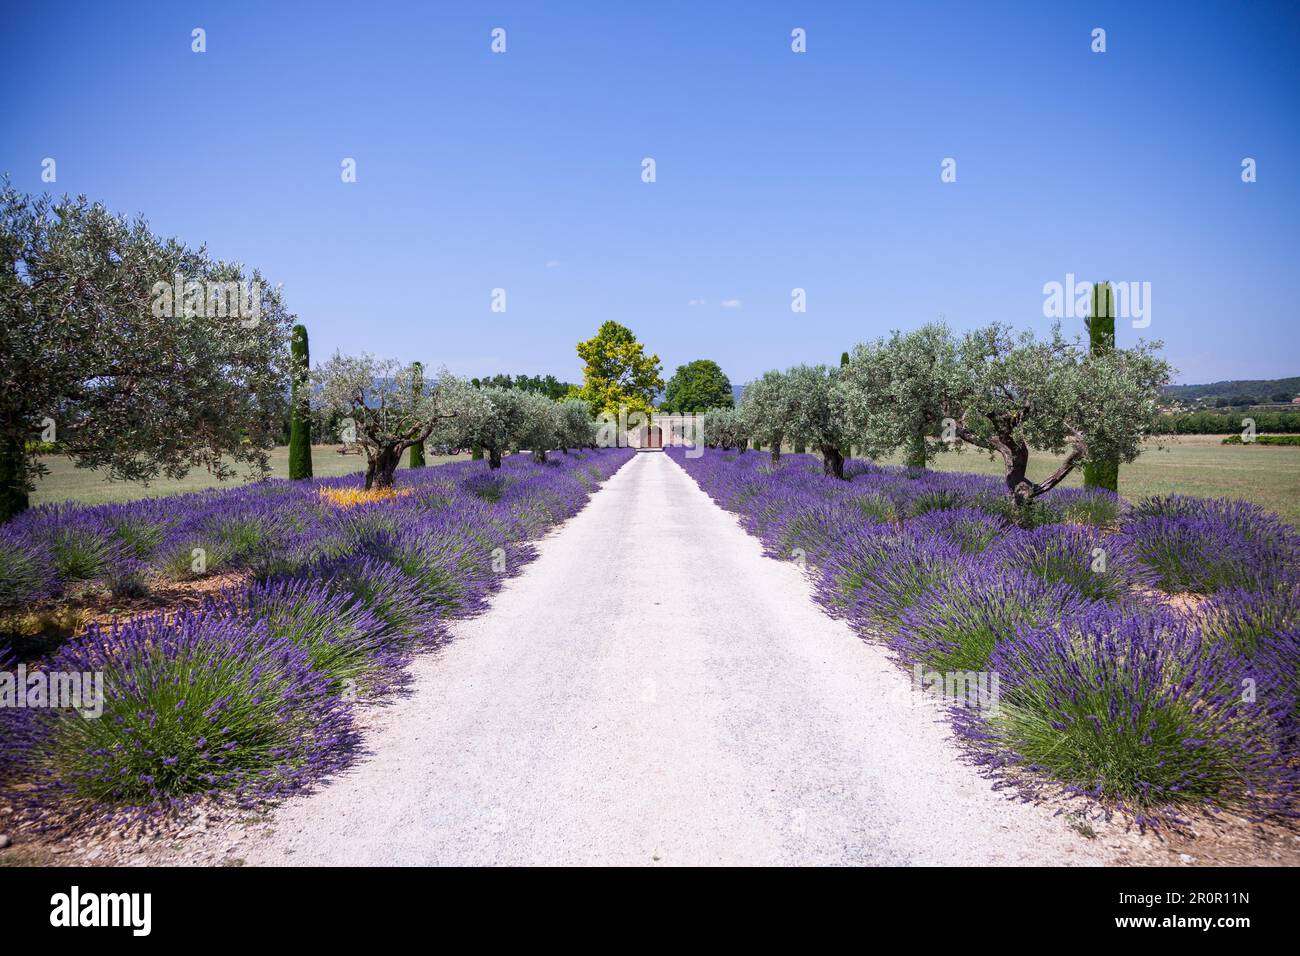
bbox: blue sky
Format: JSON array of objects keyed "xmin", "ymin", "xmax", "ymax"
[{"xmin": 3, "ymin": 1, "xmax": 1298, "ymax": 387}]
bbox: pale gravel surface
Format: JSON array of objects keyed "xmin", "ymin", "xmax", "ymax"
[{"xmin": 229, "ymin": 451, "xmax": 1113, "ymax": 866}]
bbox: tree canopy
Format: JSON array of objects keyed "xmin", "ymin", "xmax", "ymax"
[
  {"xmin": 311, "ymin": 354, "xmax": 458, "ymax": 488},
  {"xmin": 447, "ymin": 384, "xmax": 558, "ymax": 468},
  {"xmin": 574, "ymin": 321, "xmax": 663, "ymax": 416},
  {"xmin": 739, "ymin": 370, "xmax": 795, "ymax": 462},
  {"xmin": 470, "ymin": 373, "xmax": 575, "ymax": 401},
  {"xmin": 840, "ymin": 322, "xmax": 1171, "ymax": 505},
  {"xmin": 840, "ymin": 323, "xmax": 955, "ymax": 465},
  {"xmin": 702, "ymin": 406, "xmax": 749, "ymax": 452},
  {"xmin": 661, "ymin": 359, "xmax": 733, "ymax": 414},
  {"xmin": 784, "ymin": 364, "xmax": 851, "ymax": 477},
  {"xmin": 0, "ymin": 182, "xmax": 293, "ymax": 521}
]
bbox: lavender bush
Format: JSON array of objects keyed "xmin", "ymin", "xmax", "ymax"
[
  {"xmin": 994, "ymin": 524, "xmax": 1150, "ymax": 602},
  {"xmin": 1254, "ymin": 627, "xmax": 1300, "ymax": 741},
  {"xmin": 0, "ymin": 529, "xmax": 58, "ymax": 606},
  {"xmin": 966, "ymin": 606, "xmax": 1286, "ymax": 825},
  {"xmin": 26, "ymin": 611, "xmax": 356, "ymax": 814},
  {"xmin": 908, "ymin": 506, "xmax": 1009, "ymax": 555},
  {"xmin": 819, "ymin": 525, "xmax": 969, "ymax": 628},
  {"xmin": 1124, "ymin": 513, "xmax": 1298, "ymax": 594},
  {"xmin": 668, "ymin": 445, "xmax": 1298, "ymax": 824},
  {"xmin": 1053, "ymin": 487, "xmax": 1124, "ymax": 527},
  {"xmin": 1, "ymin": 447, "xmax": 635, "ymax": 824},
  {"xmin": 1197, "ymin": 581, "xmax": 1300, "ymax": 657},
  {"xmin": 895, "ymin": 566, "xmax": 1088, "ymax": 673},
  {"xmin": 313, "ymin": 555, "xmax": 444, "ymax": 651},
  {"xmin": 39, "ymin": 508, "xmax": 127, "ymax": 582},
  {"xmin": 217, "ymin": 577, "xmax": 398, "ymax": 695}
]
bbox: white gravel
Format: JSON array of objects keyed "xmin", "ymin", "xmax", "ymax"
[{"xmin": 235, "ymin": 451, "xmax": 1112, "ymax": 866}]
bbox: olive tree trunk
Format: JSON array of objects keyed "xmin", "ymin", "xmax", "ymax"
[
  {"xmin": 364, "ymin": 445, "xmax": 404, "ymax": 490},
  {"xmin": 821, "ymin": 445, "xmax": 845, "ymax": 479},
  {"xmin": 0, "ymin": 433, "xmax": 29, "ymax": 523}
]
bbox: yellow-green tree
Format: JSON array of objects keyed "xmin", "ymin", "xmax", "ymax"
[{"xmin": 574, "ymin": 321, "xmax": 663, "ymax": 416}]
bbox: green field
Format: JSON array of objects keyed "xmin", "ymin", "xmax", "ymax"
[
  {"xmin": 29, "ymin": 446, "xmax": 465, "ymax": 508},
  {"xmin": 877, "ymin": 435, "xmax": 1300, "ymax": 525},
  {"xmin": 27, "ymin": 436, "xmax": 1300, "ymax": 526}
]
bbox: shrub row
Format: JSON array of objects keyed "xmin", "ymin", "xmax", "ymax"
[
  {"xmin": 668, "ymin": 448, "xmax": 1299, "ymax": 827},
  {"xmin": 0, "ymin": 449, "xmax": 635, "ymax": 828},
  {"xmin": 1222, "ymin": 434, "xmax": 1300, "ymax": 446},
  {"xmin": 1155, "ymin": 410, "xmax": 1300, "ymax": 434}
]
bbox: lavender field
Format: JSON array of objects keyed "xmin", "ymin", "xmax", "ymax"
[
  {"xmin": 0, "ymin": 449, "xmax": 634, "ymax": 830},
  {"xmin": 667, "ymin": 447, "xmax": 1300, "ymax": 828}
]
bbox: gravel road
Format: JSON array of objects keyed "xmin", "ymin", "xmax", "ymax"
[{"xmin": 238, "ymin": 451, "xmax": 1110, "ymax": 866}]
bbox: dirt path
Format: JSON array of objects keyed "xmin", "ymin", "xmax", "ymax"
[{"xmin": 218, "ymin": 451, "xmax": 1112, "ymax": 866}]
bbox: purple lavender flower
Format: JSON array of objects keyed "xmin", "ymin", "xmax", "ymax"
[
  {"xmin": 1197, "ymin": 579, "xmax": 1300, "ymax": 656},
  {"xmin": 19, "ymin": 610, "xmax": 356, "ymax": 822},
  {"xmin": 1123, "ymin": 510, "xmax": 1298, "ymax": 594},
  {"xmin": 895, "ymin": 565, "xmax": 1090, "ymax": 672},
  {"xmin": 0, "ymin": 525, "xmax": 59, "ymax": 606},
  {"xmin": 993, "ymin": 523, "xmax": 1151, "ymax": 602},
  {"xmin": 959, "ymin": 605, "xmax": 1290, "ymax": 825},
  {"xmin": 907, "ymin": 506, "xmax": 1010, "ymax": 555}
]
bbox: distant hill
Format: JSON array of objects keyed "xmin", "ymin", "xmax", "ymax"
[{"xmin": 1163, "ymin": 376, "xmax": 1300, "ymax": 408}]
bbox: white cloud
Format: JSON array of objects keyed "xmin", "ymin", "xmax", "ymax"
[
  {"xmin": 545, "ymin": 260, "xmax": 561, "ymax": 268},
  {"xmin": 687, "ymin": 298, "xmax": 707, "ymax": 306},
  {"xmin": 720, "ymin": 298, "xmax": 743, "ymax": 309}
]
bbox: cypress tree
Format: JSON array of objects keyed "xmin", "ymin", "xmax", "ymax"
[
  {"xmin": 409, "ymin": 361, "xmax": 426, "ymax": 468},
  {"xmin": 1083, "ymin": 282, "xmax": 1119, "ymax": 492},
  {"xmin": 288, "ymin": 324, "xmax": 313, "ymax": 480}
]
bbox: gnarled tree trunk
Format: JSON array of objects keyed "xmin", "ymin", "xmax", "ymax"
[
  {"xmin": 364, "ymin": 445, "xmax": 404, "ymax": 490},
  {"xmin": 821, "ymin": 445, "xmax": 845, "ymax": 479}
]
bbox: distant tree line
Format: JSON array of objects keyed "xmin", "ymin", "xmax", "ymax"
[
  {"xmin": 1155, "ymin": 410, "xmax": 1300, "ymax": 434},
  {"xmin": 469, "ymin": 373, "xmax": 576, "ymax": 401}
]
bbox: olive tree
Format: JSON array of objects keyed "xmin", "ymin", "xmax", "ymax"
[
  {"xmin": 312, "ymin": 354, "xmax": 458, "ymax": 489},
  {"xmin": 739, "ymin": 370, "xmax": 794, "ymax": 463},
  {"xmin": 840, "ymin": 323, "xmax": 958, "ymax": 469},
  {"xmin": 516, "ymin": 390, "xmax": 561, "ymax": 463},
  {"xmin": 842, "ymin": 322, "xmax": 1171, "ymax": 508},
  {"xmin": 785, "ymin": 364, "xmax": 852, "ymax": 478},
  {"xmin": 556, "ymin": 399, "xmax": 596, "ymax": 452},
  {"xmin": 448, "ymin": 385, "xmax": 557, "ymax": 469},
  {"xmin": 0, "ymin": 182, "xmax": 294, "ymax": 521},
  {"xmin": 703, "ymin": 406, "xmax": 749, "ymax": 452}
]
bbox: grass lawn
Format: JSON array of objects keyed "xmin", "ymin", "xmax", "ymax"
[
  {"xmin": 876, "ymin": 434, "xmax": 1300, "ymax": 525},
  {"xmin": 29, "ymin": 445, "xmax": 467, "ymax": 507}
]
